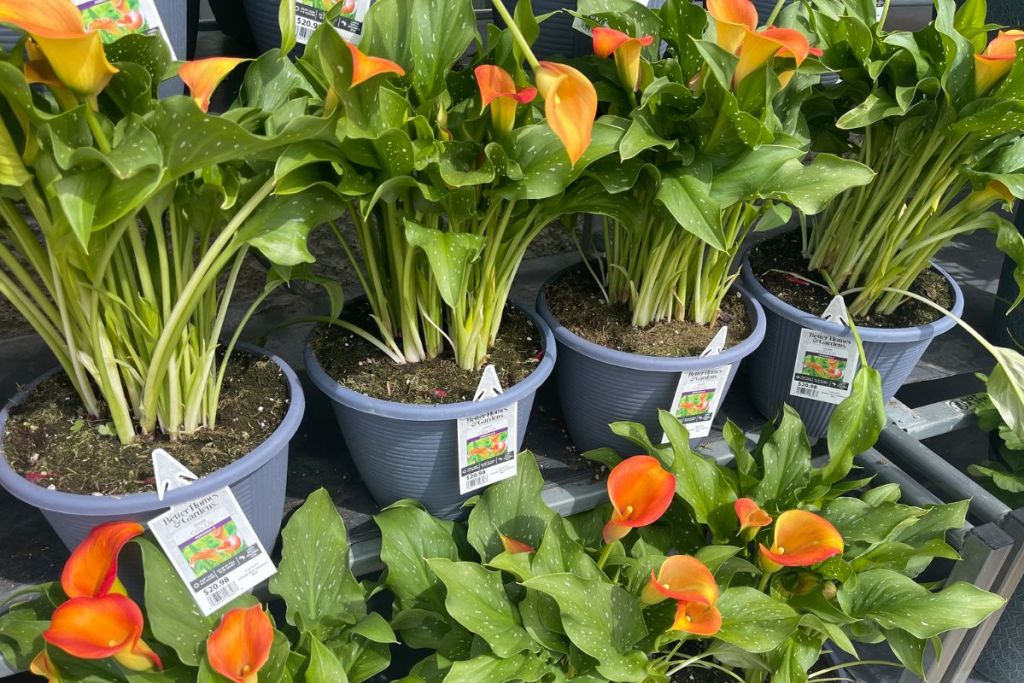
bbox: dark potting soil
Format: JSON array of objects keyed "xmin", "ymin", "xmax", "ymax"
[
  {"xmin": 669, "ymin": 668, "xmax": 736, "ymax": 682},
  {"xmin": 3, "ymin": 355, "xmax": 288, "ymax": 496},
  {"xmin": 545, "ymin": 268, "xmax": 752, "ymax": 357},
  {"xmin": 750, "ymin": 231, "xmax": 953, "ymax": 328},
  {"xmin": 310, "ymin": 304, "xmax": 543, "ymax": 405}
]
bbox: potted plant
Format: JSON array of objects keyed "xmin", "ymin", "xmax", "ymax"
[
  {"xmin": 742, "ymin": 0, "xmax": 1024, "ymax": 436},
  {"xmin": 536, "ymin": 0, "xmax": 874, "ymax": 453},
  {"xmin": 288, "ymin": 0, "xmax": 623, "ymax": 516},
  {"xmin": 0, "ymin": 489, "xmax": 395, "ymax": 681},
  {"xmin": 0, "ymin": 1, "xmax": 338, "ymax": 548}
]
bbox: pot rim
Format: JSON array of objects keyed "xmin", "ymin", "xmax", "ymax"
[
  {"xmin": 536, "ymin": 261, "xmax": 767, "ymax": 372},
  {"xmin": 0, "ymin": 343, "xmax": 305, "ymax": 515},
  {"xmin": 740, "ymin": 252, "xmax": 964, "ymax": 343},
  {"xmin": 304, "ymin": 302, "xmax": 556, "ymax": 421}
]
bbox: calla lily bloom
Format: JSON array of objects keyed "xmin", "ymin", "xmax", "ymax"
[
  {"xmin": 534, "ymin": 61, "xmax": 597, "ymax": 166},
  {"xmin": 734, "ymin": 26, "xmax": 813, "ymax": 85},
  {"xmin": 500, "ymin": 533, "xmax": 535, "ymax": 555},
  {"xmin": 61, "ymin": 520, "xmax": 143, "ymax": 599},
  {"xmin": 346, "ymin": 41, "xmax": 406, "ymax": 88},
  {"xmin": 207, "ymin": 605, "xmax": 274, "ymax": 683},
  {"xmin": 966, "ymin": 180, "xmax": 1016, "ymax": 211},
  {"xmin": 30, "ymin": 651, "xmax": 59, "ymax": 682},
  {"xmin": 975, "ymin": 30, "xmax": 1024, "ymax": 95},
  {"xmin": 474, "ymin": 65, "xmax": 537, "ymax": 137},
  {"xmin": 179, "ymin": 57, "xmax": 249, "ymax": 113},
  {"xmin": 641, "ymin": 554, "xmax": 718, "ymax": 606},
  {"xmin": 0, "ymin": 0, "xmax": 119, "ymax": 97},
  {"xmin": 672, "ymin": 597, "xmax": 722, "ymax": 636},
  {"xmin": 44, "ymin": 595, "xmax": 162, "ymax": 671},
  {"xmin": 706, "ymin": 0, "xmax": 757, "ymax": 54},
  {"xmin": 735, "ymin": 498, "xmax": 772, "ymax": 534},
  {"xmin": 759, "ymin": 509, "xmax": 844, "ymax": 572},
  {"xmin": 603, "ymin": 455, "xmax": 675, "ymax": 544},
  {"xmin": 593, "ymin": 27, "xmax": 655, "ymax": 91}
]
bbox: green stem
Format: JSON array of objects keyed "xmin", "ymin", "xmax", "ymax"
[
  {"xmin": 84, "ymin": 100, "xmax": 111, "ymax": 154},
  {"xmin": 596, "ymin": 542, "xmax": 614, "ymax": 570},
  {"xmin": 490, "ymin": 0, "xmax": 541, "ymax": 69}
]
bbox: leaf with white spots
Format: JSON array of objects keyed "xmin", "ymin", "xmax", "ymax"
[
  {"xmin": 404, "ymin": 220, "xmax": 484, "ymax": 307},
  {"xmin": 238, "ymin": 186, "xmax": 346, "ymax": 266},
  {"xmin": 716, "ymin": 587, "xmax": 799, "ymax": 653}
]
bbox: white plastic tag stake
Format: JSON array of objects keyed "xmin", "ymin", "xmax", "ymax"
[
  {"xmin": 295, "ymin": 0, "xmax": 373, "ymax": 46},
  {"xmin": 456, "ymin": 366, "xmax": 519, "ymax": 494},
  {"xmin": 789, "ymin": 295, "xmax": 859, "ymax": 405},
  {"xmin": 664, "ymin": 327, "xmax": 732, "ymax": 442},
  {"xmin": 147, "ymin": 451, "xmax": 276, "ymax": 616}
]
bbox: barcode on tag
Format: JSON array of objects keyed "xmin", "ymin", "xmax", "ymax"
[
  {"xmin": 793, "ymin": 384, "xmax": 820, "ymax": 399},
  {"xmin": 296, "ymin": 19, "xmax": 316, "ymax": 43},
  {"xmin": 205, "ymin": 582, "xmax": 239, "ymax": 607}
]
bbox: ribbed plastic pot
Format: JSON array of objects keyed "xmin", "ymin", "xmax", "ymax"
[
  {"xmin": 536, "ymin": 262, "xmax": 767, "ymax": 455},
  {"xmin": 741, "ymin": 255, "xmax": 963, "ymax": 438},
  {"xmin": 0, "ymin": 344, "xmax": 304, "ymax": 552},
  {"xmin": 305, "ymin": 305, "xmax": 556, "ymax": 519},
  {"xmin": 242, "ymin": 0, "xmax": 283, "ymax": 54}
]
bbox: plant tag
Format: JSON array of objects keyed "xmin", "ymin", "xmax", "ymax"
[
  {"xmin": 74, "ymin": 0, "xmax": 174, "ymax": 58},
  {"xmin": 789, "ymin": 296, "xmax": 858, "ymax": 405},
  {"xmin": 147, "ymin": 450, "xmax": 275, "ymax": 616},
  {"xmin": 572, "ymin": 0, "xmax": 654, "ymax": 36},
  {"xmin": 456, "ymin": 366, "xmax": 518, "ymax": 494},
  {"xmin": 663, "ymin": 327, "xmax": 731, "ymax": 441},
  {"xmin": 296, "ymin": 0, "xmax": 372, "ymax": 46},
  {"xmin": 875, "ymin": 0, "xmax": 885, "ymax": 21}
]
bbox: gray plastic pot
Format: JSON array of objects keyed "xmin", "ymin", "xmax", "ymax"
[
  {"xmin": 305, "ymin": 305, "xmax": 556, "ymax": 519},
  {"xmin": 0, "ymin": 344, "xmax": 304, "ymax": 552},
  {"xmin": 741, "ymin": 255, "xmax": 963, "ymax": 438},
  {"xmin": 536, "ymin": 262, "xmax": 767, "ymax": 455}
]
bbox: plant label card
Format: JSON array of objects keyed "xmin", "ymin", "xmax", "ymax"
[
  {"xmin": 148, "ymin": 452, "xmax": 275, "ymax": 616},
  {"xmin": 457, "ymin": 365, "xmax": 518, "ymax": 494},
  {"xmin": 74, "ymin": 0, "xmax": 174, "ymax": 58},
  {"xmin": 296, "ymin": 0, "xmax": 372, "ymax": 46},
  {"xmin": 663, "ymin": 327, "xmax": 730, "ymax": 441},
  {"xmin": 790, "ymin": 296, "xmax": 858, "ymax": 405}
]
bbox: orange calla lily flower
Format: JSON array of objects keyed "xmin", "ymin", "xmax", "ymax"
[
  {"xmin": 179, "ymin": 57, "xmax": 249, "ymax": 113},
  {"xmin": 603, "ymin": 455, "xmax": 675, "ymax": 544},
  {"xmin": 593, "ymin": 27, "xmax": 655, "ymax": 91},
  {"xmin": 534, "ymin": 61, "xmax": 597, "ymax": 166},
  {"xmin": 474, "ymin": 65, "xmax": 537, "ymax": 136},
  {"xmin": 61, "ymin": 521, "xmax": 143, "ymax": 599},
  {"xmin": 641, "ymin": 554, "xmax": 718, "ymax": 605},
  {"xmin": 966, "ymin": 180, "xmax": 1016, "ymax": 211},
  {"xmin": 759, "ymin": 509, "xmax": 844, "ymax": 572},
  {"xmin": 975, "ymin": 30, "xmax": 1024, "ymax": 95},
  {"xmin": 30, "ymin": 651, "xmax": 59, "ymax": 682},
  {"xmin": 500, "ymin": 533, "xmax": 535, "ymax": 555},
  {"xmin": 735, "ymin": 498, "xmax": 772, "ymax": 534},
  {"xmin": 0, "ymin": 0, "xmax": 118, "ymax": 97},
  {"xmin": 706, "ymin": 0, "xmax": 757, "ymax": 54},
  {"xmin": 44, "ymin": 595, "xmax": 161, "ymax": 671},
  {"xmin": 207, "ymin": 605, "xmax": 274, "ymax": 683},
  {"xmin": 346, "ymin": 41, "xmax": 406, "ymax": 88},
  {"xmin": 672, "ymin": 598, "xmax": 722, "ymax": 636},
  {"xmin": 734, "ymin": 26, "xmax": 813, "ymax": 85}
]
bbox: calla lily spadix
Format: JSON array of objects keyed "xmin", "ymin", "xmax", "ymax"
[
  {"xmin": 593, "ymin": 27, "xmax": 654, "ymax": 91},
  {"xmin": 534, "ymin": 61, "xmax": 597, "ymax": 166},
  {"xmin": 975, "ymin": 30, "xmax": 1024, "ymax": 96},
  {"xmin": 179, "ymin": 57, "xmax": 250, "ymax": 113},
  {"xmin": 346, "ymin": 41, "xmax": 406, "ymax": 87},
  {"xmin": 206, "ymin": 605, "xmax": 275, "ymax": 683},
  {"xmin": 475, "ymin": 65, "xmax": 537, "ymax": 137},
  {"xmin": 603, "ymin": 455, "xmax": 675, "ymax": 544},
  {"xmin": 759, "ymin": 509, "xmax": 844, "ymax": 572},
  {"xmin": 672, "ymin": 596, "xmax": 723, "ymax": 636},
  {"xmin": 61, "ymin": 520, "xmax": 143, "ymax": 599},
  {"xmin": 44, "ymin": 595, "xmax": 162, "ymax": 671}
]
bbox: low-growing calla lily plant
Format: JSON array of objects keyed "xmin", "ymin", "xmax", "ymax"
[{"xmin": 0, "ymin": 490, "xmax": 395, "ymax": 682}]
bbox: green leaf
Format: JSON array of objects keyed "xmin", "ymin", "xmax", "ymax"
[
  {"xmin": 823, "ymin": 366, "xmax": 886, "ymax": 485},
  {"xmin": 710, "ymin": 145, "xmax": 805, "ymax": 207},
  {"xmin": 883, "ymin": 628, "xmax": 928, "ymax": 679},
  {"xmin": 660, "ymin": 411, "xmax": 736, "ymax": 532},
  {"xmin": 762, "ymin": 154, "xmax": 876, "ymax": 215},
  {"xmin": 753, "ymin": 405, "xmax": 811, "ymax": 508},
  {"xmin": 619, "ymin": 112, "xmax": 677, "ymax": 161},
  {"xmin": 426, "ymin": 558, "xmax": 536, "ymax": 658},
  {"xmin": 821, "ymin": 497, "xmax": 923, "ymax": 544},
  {"xmin": 655, "ymin": 163, "xmax": 726, "ymax": 250},
  {"xmin": 0, "ymin": 118, "xmax": 28, "ymax": 186},
  {"xmin": 305, "ymin": 636, "xmax": 349, "ymax": 682},
  {"xmin": 523, "ymin": 574, "xmax": 649, "ymax": 682},
  {"xmin": 532, "ymin": 516, "xmax": 603, "ymax": 580},
  {"xmin": 838, "ymin": 569, "xmax": 1005, "ymax": 638},
  {"xmin": 988, "ymin": 346, "xmax": 1024, "ymax": 445},
  {"xmin": 376, "ymin": 502, "xmax": 460, "ymax": 614},
  {"xmin": 443, "ymin": 653, "xmax": 550, "ymax": 682},
  {"xmin": 239, "ymin": 186, "xmax": 346, "ymax": 266},
  {"xmin": 279, "ymin": 0, "xmax": 297, "ymax": 55},
  {"xmin": 269, "ymin": 488, "xmax": 366, "ymax": 636},
  {"xmin": 716, "ymin": 587, "xmax": 800, "ymax": 653},
  {"xmin": 404, "ymin": 220, "xmax": 484, "ymax": 308}
]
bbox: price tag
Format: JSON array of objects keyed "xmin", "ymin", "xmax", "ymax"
[
  {"xmin": 572, "ymin": 0, "xmax": 655, "ymax": 36},
  {"xmin": 295, "ymin": 0, "xmax": 373, "ymax": 46},
  {"xmin": 147, "ymin": 450, "xmax": 276, "ymax": 616},
  {"xmin": 875, "ymin": 0, "xmax": 885, "ymax": 21},
  {"xmin": 456, "ymin": 366, "xmax": 519, "ymax": 494},
  {"xmin": 664, "ymin": 327, "xmax": 731, "ymax": 441},
  {"xmin": 74, "ymin": 0, "xmax": 174, "ymax": 58},
  {"xmin": 789, "ymin": 296, "xmax": 858, "ymax": 405}
]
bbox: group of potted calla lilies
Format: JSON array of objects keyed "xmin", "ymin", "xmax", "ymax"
[{"xmin": 0, "ymin": 0, "xmax": 1022, "ymax": 679}]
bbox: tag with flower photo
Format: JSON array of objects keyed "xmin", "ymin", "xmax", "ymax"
[
  {"xmin": 73, "ymin": 0, "xmax": 173, "ymax": 57},
  {"xmin": 789, "ymin": 297, "xmax": 858, "ymax": 405},
  {"xmin": 295, "ymin": 0, "xmax": 373, "ymax": 45},
  {"xmin": 456, "ymin": 365, "xmax": 519, "ymax": 494},
  {"xmin": 663, "ymin": 327, "xmax": 731, "ymax": 441}
]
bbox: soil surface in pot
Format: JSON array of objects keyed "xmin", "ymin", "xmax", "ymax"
[
  {"xmin": 311, "ymin": 303, "xmax": 542, "ymax": 405},
  {"xmin": 545, "ymin": 268, "xmax": 752, "ymax": 357},
  {"xmin": 669, "ymin": 668, "xmax": 736, "ymax": 682},
  {"xmin": 750, "ymin": 232, "xmax": 953, "ymax": 327},
  {"xmin": 3, "ymin": 354, "xmax": 288, "ymax": 496}
]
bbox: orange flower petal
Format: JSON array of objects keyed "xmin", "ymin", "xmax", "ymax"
[
  {"xmin": 179, "ymin": 57, "xmax": 248, "ymax": 113},
  {"xmin": 671, "ymin": 599, "xmax": 722, "ymax": 636},
  {"xmin": 30, "ymin": 651, "xmax": 59, "ymax": 683},
  {"xmin": 500, "ymin": 534, "xmax": 535, "ymax": 555},
  {"xmin": 706, "ymin": 0, "xmax": 758, "ymax": 54},
  {"xmin": 595, "ymin": 28, "xmax": 655, "ymax": 91},
  {"xmin": 44, "ymin": 595, "xmax": 160, "ymax": 671},
  {"xmin": 207, "ymin": 605, "xmax": 274, "ymax": 683},
  {"xmin": 346, "ymin": 41, "xmax": 405, "ymax": 88},
  {"xmin": 976, "ymin": 31, "xmax": 1024, "ymax": 95},
  {"xmin": 0, "ymin": 0, "xmax": 86, "ymax": 39},
  {"xmin": 475, "ymin": 64, "xmax": 517, "ymax": 107},
  {"xmin": 593, "ymin": 27, "xmax": 632, "ymax": 59},
  {"xmin": 602, "ymin": 455, "xmax": 675, "ymax": 543},
  {"xmin": 61, "ymin": 521, "xmax": 143, "ymax": 599},
  {"xmin": 735, "ymin": 498, "xmax": 772, "ymax": 533},
  {"xmin": 535, "ymin": 61, "xmax": 597, "ymax": 166},
  {"xmin": 641, "ymin": 555, "xmax": 719, "ymax": 605},
  {"xmin": 759, "ymin": 509, "xmax": 844, "ymax": 569},
  {"xmin": 734, "ymin": 26, "xmax": 812, "ymax": 84}
]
